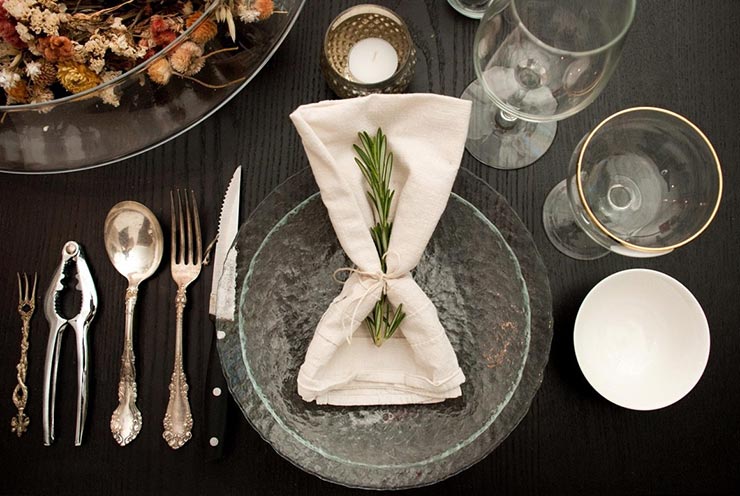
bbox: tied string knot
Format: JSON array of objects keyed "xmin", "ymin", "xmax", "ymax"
[{"xmin": 331, "ymin": 253, "xmax": 406, "ymax": 344}]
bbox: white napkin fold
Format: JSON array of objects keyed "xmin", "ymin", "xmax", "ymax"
[{"xmin": 289, "ymin": 93, "xmax": 471, "ymax": 406}]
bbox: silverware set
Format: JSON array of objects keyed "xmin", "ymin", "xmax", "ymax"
[{"xmin": 8, "ymin": 189, "xmax": 208, "ymax": 450}]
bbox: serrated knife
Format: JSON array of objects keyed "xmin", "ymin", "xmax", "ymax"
[{"xmin": 204, "ymin": 165, "xmax": 241, "ymax": 460}]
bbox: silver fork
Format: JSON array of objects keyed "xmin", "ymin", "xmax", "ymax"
[
  {"xmin": 11, "ymin": 272, "xmax": 36, "ymax": 437},
  {"xmin": 163, "ymin": 190, "xmax": 202, "ymax": 449}
]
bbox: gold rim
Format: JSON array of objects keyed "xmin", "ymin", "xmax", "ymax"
[{"xmin": 576, "ymin": 106, "xmax": 723, "ymax": 253}]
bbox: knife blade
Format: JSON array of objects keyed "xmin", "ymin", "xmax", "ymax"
[{"xmin": 204, "ymin": 166, "xmax": 241, "ymax": 460}]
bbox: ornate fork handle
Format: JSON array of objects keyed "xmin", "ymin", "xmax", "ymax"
[
  {"xmin": 163, "ymin": 286, "xmax": 193, "ymax": 449},
  {"xmin": 11, "ymin": 314, "xmax": 31, "ymax": 436}
]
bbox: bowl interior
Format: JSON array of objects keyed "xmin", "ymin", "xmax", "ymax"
[{"xmin": 574, "ymin": 269, "xmax": 709, "ymax": 410}]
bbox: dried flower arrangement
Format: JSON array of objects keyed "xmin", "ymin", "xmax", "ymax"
[{"xmin": 0, "ymin": 0, "xmax": 274, "ymax": 107}]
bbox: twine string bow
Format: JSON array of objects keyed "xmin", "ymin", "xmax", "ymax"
[{"xmin": 331, "ymin": 252, "xmax": 405, "ymax": 343}]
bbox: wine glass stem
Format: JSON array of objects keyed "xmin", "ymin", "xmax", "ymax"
[{"xmin": 496, "ymin": 109, "xmax": 518, "ymax": 130}]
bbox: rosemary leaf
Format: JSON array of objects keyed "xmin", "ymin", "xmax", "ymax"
[{"xmin": 353, "ymin": 129, "xmax": 406, "ymax": 346}]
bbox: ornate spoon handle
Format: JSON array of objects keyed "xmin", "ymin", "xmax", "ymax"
[
  {"xmin": 163, "ymin": 286, "xmax": 193, "ymax": 449},
  {"xmin": 11, "ymin": 315, "xmax": 31, "ymax": 436},
  {"xmin": 110, "ymin": 287, "xmax": 142, "ymax": 446}
]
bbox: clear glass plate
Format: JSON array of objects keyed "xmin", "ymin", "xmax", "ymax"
[
  {"xmin": 0, "ymin": 0, "xmax": 305, "ymax": 174},
  {"xmin": 216, "ymin": 168, "xmax": 552, "ymax": 489}
]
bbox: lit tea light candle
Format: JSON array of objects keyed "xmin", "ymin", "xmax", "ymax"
[{"xmin": 348, "ymin": 37, "xmax": 399, "ymax": 84}]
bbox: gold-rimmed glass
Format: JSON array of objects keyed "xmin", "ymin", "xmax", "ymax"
[
  {"xmin": 543, "ymin": 107, "xmax": 723, "ymax": 260},
  {"xmin": 462, "ymin": 0, "xmax": 636, "ymax": 169}
]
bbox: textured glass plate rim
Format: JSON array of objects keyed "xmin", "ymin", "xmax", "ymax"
[
  {"xmin": 0, "ymin": 0, "xmax": 306, "ymax": 175},
  {"xmin": 217, "ymin": 167, "xmax": 554, "ymax": 489},
  {"xmin": 238, "ymin": 191, "xmax": 530, "ymax": 469}
]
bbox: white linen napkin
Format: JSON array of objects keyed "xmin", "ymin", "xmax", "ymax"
[{"xmin": 289, "ymin": 93, "xmax": 471, "ymax": 406}]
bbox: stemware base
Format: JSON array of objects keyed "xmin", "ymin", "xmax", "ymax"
[
  {"xmin": 542, "ymin": 180, "xmax": 610, "ymax": 260},
  {"xmin": 461, "ymin": 79, "xmax": 556, "ymax": 170}
]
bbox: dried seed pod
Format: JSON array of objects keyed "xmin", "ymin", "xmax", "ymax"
[
  {"xmin": 57, "ymin": 61, "xmax": 102, "ymax": 94},
  {"xmin": 186, "ymin": 12, "xmax": 218, "ymax": 45},
  {"xmin": 29, "ymin": 60, "xmax": 57, "ymax": 87},
  {"xmin": 147, "ymin": 57, "xmax": 172, "ymax": 85}
]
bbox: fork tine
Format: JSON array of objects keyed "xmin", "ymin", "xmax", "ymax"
[
  {"xmin": 31, "ymin": 273, "xmax": 37, "ymax": 301},
  {"xmin": 177, "ymin": 189, "xmax": 186, "ymax": 265},
  {"xmin": 170, "ymin": 191, "xmax": 177, "ymax": 264},
  {"xmin": 17, "ymin": 272, "xmax": 22, "ymax": 303},
  {"xmin": 23, "ymin": 273, "xmax": 29, "ymax": 301},
  {"xmin": 184, "ymin": 190, "xmax": 193, "ymax": 265},
  {"xmin": 191, "ymin": 190, "xmax": 202, "ymax": 265}
]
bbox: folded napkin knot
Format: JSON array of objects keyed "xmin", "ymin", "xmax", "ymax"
[
  {"xmin": 332, "ymin": 261, "xmax": 406, "ymax": 345},
  {"xmin": 290, "ymin": 93, "xmax": 471, "ymax": 405}
]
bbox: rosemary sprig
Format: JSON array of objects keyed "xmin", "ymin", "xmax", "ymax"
[{"xmin": 353, "ymin": 129, "xmax": 406, "ymax": 347}]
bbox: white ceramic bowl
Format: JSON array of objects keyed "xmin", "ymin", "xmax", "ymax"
[{"xmin": 574, "ymin": 269, "xmax": 710, "ymax": 410}]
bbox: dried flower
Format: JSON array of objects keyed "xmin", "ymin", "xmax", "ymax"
[
  {"xmin": 25, "ymin": 58, "xmax": 54, "ymax": 86},
  {"xmin": 28, "ymin": 84, "xmax": 52, "ymax": 105},
  {"xmin": 110, "ymin": 16, "xmax": 124, "ymax": 31},
  {"xmin": 186, "ymin": 12, "xmax": 217, "ymax": 45},
  {"xmin": 254, "ymin": 0, "xmax": 274, "ymax": 20},
  {"xmin": 147, "ymin": 57, "xmax": 172, "ymax": 85},
  {"xmin": 2, "ymin": 0, "xmax": 34, "ymax": 20},
  {"xmin": 27, "ymin": 6, "xmax": 67, "ymax": 36},
  {"xmin": 236, "ymin": 3, "xmax": 259, "ymax": 24},
  {"xmin": 5, "ymin": 77, "xmax": 27, "ymax": 101},
  {"xmin": 150, "ymin": 15, "xmax": 177, "ymax": 47},
  {"xmin": 88, "ymin": 56, "xmax": 104, "ymax": 73},
  {"xmin": 23, "ymin": 59, "xmax": 39, "ymax": 76},
  {"xmin": 0, "ymin": 0, "xmax": 279, "ymax": 106},
  {"xmin": 0, "ymin": 0, "xmax": 24, "ymax": 48},
  {"xmin": 98, "ymin": 69, "xmax": 121, "ymax": 107},
  {"xmin": 169, "ymin": 40, "xmax": 203, "ymax": 76},
  {"xmin": 37, "ymin": 35, "xmax": 72, "ymax": 62},
  {"xmin": 57, "ymin": 61, "xmax": 101, "ymax": 93},
  {"xmin": 0, "ymin": 66, "xmax": 20, "ymax": 89},
  {"xmin": 14, "ymin": 22, "xmax": 32, "ymax": 43}
]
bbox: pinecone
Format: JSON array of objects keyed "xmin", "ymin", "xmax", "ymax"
[{"xmin": 30, "ymin": 60, "xmax": 57, "ymax": 87}]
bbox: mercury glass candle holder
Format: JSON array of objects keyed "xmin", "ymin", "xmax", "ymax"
[{"xmin": 321, "ymin": 4, "xmax": 416, "ymax": 98}]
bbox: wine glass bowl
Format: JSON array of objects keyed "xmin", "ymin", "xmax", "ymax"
[
  {"xmin": 463, "ymin": 0, "xmax": 636, "ymax": 169},
  {"xmin": 543, "ymin": 107, "xmax": 723, "ymax": 259}
]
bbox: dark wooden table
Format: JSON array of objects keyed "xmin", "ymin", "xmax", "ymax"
[{"xmin": 1, "ymin": 1, "xmax": 739, "ymax": 494}]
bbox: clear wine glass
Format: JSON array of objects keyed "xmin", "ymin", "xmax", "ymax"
[
  {"xmin": 463, "ymin": 0, "xmax": 636, "ymax": 169},
  {"xmin": 543, "ymin": 107, "xmax": 723, "ymax": 260},
  {"xmin": 447, "ymin": 0, "xmax": 494, "ymax": 19}
]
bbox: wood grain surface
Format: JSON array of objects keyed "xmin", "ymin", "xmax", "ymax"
[{"xmin": 1, "ymin": 1, "xmax": 739, "ymax": 494}]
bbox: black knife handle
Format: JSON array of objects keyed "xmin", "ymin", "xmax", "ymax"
[{"xmin": 204, "ymin": 329, "xmax": 228, "ymax": 460}]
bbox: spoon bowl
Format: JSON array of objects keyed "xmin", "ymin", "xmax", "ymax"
[
  {"xmin": 105, "ymin": 202, "xmax": 164, "ymax": 285},
  {"xmin": 104, "ymin": 201, "xmax": 164, "ymax": 446}
]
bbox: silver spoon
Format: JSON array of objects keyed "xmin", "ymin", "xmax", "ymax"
[{"xmin": 104, "ymin": 201, "xmax": 163, "ymax": 446}]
